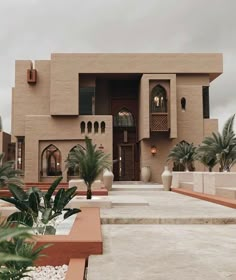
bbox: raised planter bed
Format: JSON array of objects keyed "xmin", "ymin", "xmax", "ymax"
[
  {"xmin": 172, "ymin": 187, "xmax": 236, "ymax": 209},
  {"xmin": 65, "ymin": 258, "xmax": 86, "ymax": 280},
  {"xmin": 34, "ymin": 207, "xmax": 102, "ymax": 266},
  {"xmin": 0, "ymin": 207, "xmax": 103, "ymax": 266}
]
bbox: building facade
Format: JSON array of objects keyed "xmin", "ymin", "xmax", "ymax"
[{"xmin": 11, "ymin": 53, "xmax": 222, "ymax": 183}]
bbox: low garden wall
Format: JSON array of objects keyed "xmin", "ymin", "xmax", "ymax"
[{"xmin": 172, "ymin": 172, "xmax": 236, "ymax": 195}]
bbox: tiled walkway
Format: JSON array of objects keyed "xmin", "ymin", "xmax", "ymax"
[{"xmin": 87, "ymin": 184, "xmax": 236, "ymax": 280}]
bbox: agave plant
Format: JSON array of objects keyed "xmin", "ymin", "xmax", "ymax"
[
  {"xmin": 0, "ymin": 219, "xmax": 49, "ymax": 279},
  {"xmin": 197, "ymin": 115, "xmax": 236, "ymax": 172},
  {"xmin": 168, "ymin": 141, "xmax": 196, "ymax": 171},
  {"xmin": 66, "ymin": 136, "xmax": 111, "ymax": 199},
  {"xmin": 0, "ymin": 176, "xmax": 81, "ymax": 234},
  {"xmin": 0, "ymin": 153, "xmax": 23, "ymax": 189}
]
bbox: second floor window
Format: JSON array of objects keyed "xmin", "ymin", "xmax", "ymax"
[
  {"xmin": 79, "ymin": 87, "xmax": 95, "ymax": 115},
  {"xmin": 151, "ymin": 85, "xmax": 167, "ymax": 113}
]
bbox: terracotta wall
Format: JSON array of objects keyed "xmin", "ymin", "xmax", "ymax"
[
  {"xmin": 24, "ymin": 115, "xmax": 112, "ymax": 182},
  {"xmin": 140, "ymin": 74, "xmax": 217, "ymax": 182},
  {"xmin": 49, "ymin": 53, "xmax": 222, "ymax": 115},
  {"xmin": 13, "ymin": 60, "xmax": 50, "ymax": 136}
]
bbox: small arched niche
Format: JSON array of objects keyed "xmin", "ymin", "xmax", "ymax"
[{"xmin": 181, "ymin": 97, "xmax": 186, "ymax": 112}]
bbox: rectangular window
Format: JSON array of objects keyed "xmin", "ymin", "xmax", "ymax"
[
  {"xmin": 202, "ymin": 86, "xmax": 210, "ymax": 119},
  {"xmin": 79, "ymin": 87, "xmax": 95, "ymax": 115}
]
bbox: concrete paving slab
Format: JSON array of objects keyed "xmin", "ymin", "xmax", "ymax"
[
  {"xmin": 100, "ymin": 191, "xmax": 236, "ymax": 224},
  {"xmin": 67, "ymin": 196, "xmax": 112, "ymax": 208},
  {"xmin": 110, "ymin": 195, "xmax": 149, "ymax": 206},
  {"xmin": 88, "ymin": 224, "xmax": 236, "ymax": 280}
]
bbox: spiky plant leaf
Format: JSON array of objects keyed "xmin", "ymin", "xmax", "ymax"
[
  {"xmin": 64, "ymin": 208, "xmax": 81, "ymax": 219},
  {"xmin": 44, "ymin": 176, "xmax": 63, "ymax": 208},
  {"xmin": 7, "ymin": 212, "xmax": 34, "ymax": 227}
]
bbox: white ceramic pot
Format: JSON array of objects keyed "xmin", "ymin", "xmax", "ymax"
[
  {"xmin": 141, "ymin": 166, "xmax": 151, "ymax": 183},
  {"xmin": 161, "ymin": 166, "xmax": 172, "ymax": 191},
  {"xmin": 103, "ymin": 169, "xmax": 114, "ymax": 191}
]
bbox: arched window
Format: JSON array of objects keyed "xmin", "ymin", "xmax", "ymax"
[
  {"xmin": 113, "ymin": 108, "xmax": 135, "ymax": 127},
  {"xmin": 67, "ymin": 145, "xmax": 83, "ymax": 177},
  {"xmin": 87, "ymin": 121, "xmax": 92, "ymax": 133},
  {"xmin": 101, "ymin": 121, "xmax": 106, "ymax": 133},
  {"xmin": 80, "ymin": 121, "xmax": 85, "ymax": 133},
  {"xmin": 151, "ymin": 85, "xmax": 167, "ymax": 113},
  {"xmin": 41, "ymin": 144, "xmax": 62, "ymax": 177},
  {"xmin": 94, "ymin": 121, "xmax": 99, "ymax": 133},
  {"xmin": 181, "ymin": 97, "xmax": 186, "ymax": 112}
]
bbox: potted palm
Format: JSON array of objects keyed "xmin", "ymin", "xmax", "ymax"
[
  {"xmin": 167, "ymin": 141, "xmax": 196, "ymax": 172},
  {"xmin": 66, "ymin": 136, "xmax": 111, "ymax": 199}
]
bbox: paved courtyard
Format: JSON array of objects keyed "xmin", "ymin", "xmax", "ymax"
[{"xmin": 87, "ymin": 184, "xmax": 236, "ymax": 280}]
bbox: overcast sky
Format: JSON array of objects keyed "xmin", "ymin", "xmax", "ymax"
[{"xmin": 0, "ymin": 0, "xmax": 235, "ymax": 133}]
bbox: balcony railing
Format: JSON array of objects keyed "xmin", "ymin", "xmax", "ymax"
[{"xmin": 150, "ymin": 113, "xmax": 169, "ymax": 132}]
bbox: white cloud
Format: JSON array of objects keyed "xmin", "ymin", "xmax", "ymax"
[{"xmin": 0, "ymin": 0, "xmax": 236, "ymax": 133}]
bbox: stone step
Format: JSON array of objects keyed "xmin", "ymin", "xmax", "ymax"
[
  {"xmin": 101, "ymin": 216, "xmax": 236, "ymax": 225},
  {"xmin": 112, "ymin": 184, "xmax": 164, "ymax": 191},
  {"xmin": 216, "ymin": 187, "xmax": 236, "ymax": 200},
  {"xmin": 179, "ymin": 181, "xmax": 194, "ymax": 191},
  {"xmin": 111, "ymin": 196, "xmax": 149, "ymax": 206}
]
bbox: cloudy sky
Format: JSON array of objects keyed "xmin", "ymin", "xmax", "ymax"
[{"xmin": 0, "ymin": 0, "xmax": 235, "ymax": 133}]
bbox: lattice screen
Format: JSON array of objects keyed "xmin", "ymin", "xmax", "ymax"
[{"xmin": 151, "ymin": 114, "xmax": 168, "ymax": 131}]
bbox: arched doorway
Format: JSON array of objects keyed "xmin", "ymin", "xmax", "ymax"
[
  {"xmin": 41, "ymin": 144, "xmax": 62, "ymax": 177},
  {"xmin": 67, "ymin": 145, "xmax": 84, "ymax": 180}
]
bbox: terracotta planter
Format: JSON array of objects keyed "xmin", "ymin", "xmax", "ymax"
[
  {"xmin": 103, "ymin": 169, "xmax": 114, "ymax": 191},
  {"xmin": 161, "ymin": 166, "xmax": 172, "ymax": 191},
  {"xmin": 141, "ymin": 166, "xmax": 151, "ymax": 183}
]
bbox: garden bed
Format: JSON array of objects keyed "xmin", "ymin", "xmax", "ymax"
[{"xmin": 34, "ymin": 207, "xmax": 102, "ymax": 266}]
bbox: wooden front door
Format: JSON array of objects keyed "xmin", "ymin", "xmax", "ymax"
[
  {"xmin": 111, "ymin": 79, "xmax": 139, "ymax": 181},
  {"xmin": 118, "ymin": 144, "xmax": 134, "ymax": 181}
]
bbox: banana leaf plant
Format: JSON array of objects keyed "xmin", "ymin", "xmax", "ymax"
[
  {"xmin": 0, "ymin": 219, "xmax": 50, "ymax": 279},
  {"xmin": 0, "ymin": 176, "xmax": 81, "ymax": 234}
]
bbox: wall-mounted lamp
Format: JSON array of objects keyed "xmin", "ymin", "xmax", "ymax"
[
  {"xmin": 151, "ymin": 146, "xmax": 157, "ymax": 156},
  {"xmin": 98, "ymin": 144, "xmax": 104, "ymax": 150}
]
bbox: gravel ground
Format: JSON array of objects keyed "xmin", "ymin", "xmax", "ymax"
[{"xmin": 24, "ymin": 265, "xmax": 68, "ymax": 280}]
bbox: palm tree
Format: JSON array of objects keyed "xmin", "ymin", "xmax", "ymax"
[
  {"xmin": 0, "ymin": 153, "xmax": 23, "ymax": 189},
  {"xmin": 195, "ymin": 152, "xmax": 217, "ymax": 172},
  {"xmin": 197, "ymin": 114, "xmax": 236, "ymax": 172},
  {"xmin": 167, "ymin": 141, "xmax": 196, "ymax": 171},
  {"xmin": 66, "ymin": 137, "xmax": 111, "ymax": 199}
]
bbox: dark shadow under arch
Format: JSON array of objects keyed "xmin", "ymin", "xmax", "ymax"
[{"xmin": 41, "ymin": 144, "xmax": 62, "ymax": 176}]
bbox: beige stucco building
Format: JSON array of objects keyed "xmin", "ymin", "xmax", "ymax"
[{"xmin": 11, "ymin": 53, "xmax": 222, "ymax": 183}]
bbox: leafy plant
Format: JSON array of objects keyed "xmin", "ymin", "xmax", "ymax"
[
  {"xmin": 168, "ymin": 141, "xmax": 196, "ymax": 171},
  {"xmin": 0, "ymin": 176, "xmax": 81, "ymax": 234},
  {"xmin": 0, "ymin": 219, "xmax": 49, "ymax": 279},
  {"xmin": 0, "ymin": 153, "xmax": 23, "ymax": 189},
  {"xmin": 195, "ymin": 151, "xmax": 217, "ymax": 172},
  {"xmin": 66, "ymin": 136, "xmax": 111, "ymax": 199},
  {"xmin": 197, "ymin": 115, "xmax": 236, "ymax": 172}
]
